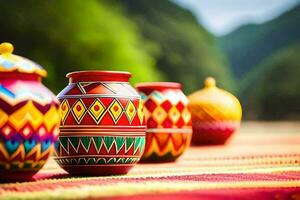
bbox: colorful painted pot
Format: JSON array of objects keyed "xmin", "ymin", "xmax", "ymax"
[
  {"xmin": 136, "ymin": 82, "xmax": 192, "ymax": 162},
  {"xmin": 188, "ymin": 77, "xmax": 242, "ymax": 145},
  {"xmin": 55, "ymin": 71, "xmax": 146, "ymax": 175},
  {"xmin": 0, "ymin": 42, "xmax": 60, "ymax": 180}
]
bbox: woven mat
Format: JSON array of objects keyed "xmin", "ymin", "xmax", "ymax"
[{"xmin": 1, "ymin": 130, "xmax": 300, "ymax": 199}]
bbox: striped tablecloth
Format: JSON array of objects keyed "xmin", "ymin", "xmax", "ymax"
[{"xmin": 1, "ymin": 127, "xmax": 300, "ymax": 199}]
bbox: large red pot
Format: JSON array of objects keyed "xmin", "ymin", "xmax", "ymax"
[{"xmin": 55, "ymin": 71, "xmax": 146, "ymax": 175}]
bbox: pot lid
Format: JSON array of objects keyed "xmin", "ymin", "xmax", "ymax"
[{"xmin": 0, "ymin": 42, "xmax": 47, "ymax": 77}]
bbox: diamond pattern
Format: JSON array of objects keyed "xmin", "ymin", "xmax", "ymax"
[
  {"xmin": 141, "ymin": 90, "xmax": 191, "ymax": 128},
  {"xmin": 88, "ymin": 99, "xmax": 106, "ymax": 124},
  {"xmin": 20, "ymin": 124, "xmax": 33, "ymax": 139},
  {"xmin": 60, "ymin": 98, "xmax": 143, "ymax": 125},
  {"xmin": 125, "ymin": 101, "xmax": 136, "ymax": 123},
  {"xmin": 60, "ymin": 99, "xmax": 70, "ymax": 124},
  {"xmin": 182, "ymin": 108, "xmax": 191, "ymax": 124},
  {"xmin": 144, "ymin": 98, "xmax": 157, "ymax": 112},
  {"xmin": 152, "ymin": 106, "xmax": 167, "ymax": 124},
  {"xmin": 1, "ymin": 124, "xmax": 13, "ymax": 138},
  {"xmin": 71, "ymin": 100, "xmax": 86, "ymax": 123},
  {"xmin": 161, "ymin": 100, "xmax": 172, "ymax": 112},
  {"xmin": 108, "ymin": 99, "xmax": 123, "ymax": 123},
  {"xmin": 138, "ymin": 100, "xmax": 144, "ymax": 124},
  {"xmin": 168, "ymin": 106, "xmax": 180, "ymax": 123}
]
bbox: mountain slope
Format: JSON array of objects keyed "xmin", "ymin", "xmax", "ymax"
[
  {"xmin": 218, "ymin": 4, "xmax": 300, "ymax": 79},
  {"xmin": 116, "ymin": 0, "xmax": 235, "ymax": 93},
  {"xmin": 241, "ymin": 42, "xmax": 300, "ymax": 120}
]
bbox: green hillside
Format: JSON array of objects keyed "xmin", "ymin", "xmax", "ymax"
[
  {"xmin": 241, "ymin": 42, "xmax": 300, "ymax": 120},
  {"xmin": 0, "ymin": 0, "xmax": 234, "ymax": 94},
  {"xmin": 0, "ymin": 0, "xmax": 163, "ymax": 93},
  {"xmin": 218, "ymin": 4, "xmax": 300, "ymax": 79},
  {"xmin": 116, "ymin": 0, "xmax": 235, "ymax": 93}
]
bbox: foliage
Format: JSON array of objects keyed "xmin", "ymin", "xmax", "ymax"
[
  {"xmin": 0, "ymin": 0, "xmax": 162, "ymax": 93},
  {"xmin": 240, "ymin": 43, "xmax": 300, "ymax": 120},
  {"xmin": 116, "ymin": 0, "xmax": 235, "ymax": 94}
]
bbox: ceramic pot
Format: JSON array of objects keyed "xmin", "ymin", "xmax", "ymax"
[
  {"xmin": 136, "ymin": 82, "xmax": 192, "ymax": 162},
  {"xmin": 0, "ymin": 43, "xmax": 60, "ymax": 180},
  {"xmin": 55, "ymin": 71, "xmax": 146, "ymax": 175},
  {"xmin": 188, "ymin": 77, "xmax": 242, "ymax": 145}
]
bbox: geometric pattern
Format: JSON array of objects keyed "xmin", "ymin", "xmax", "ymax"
[
  {"xmin": 0, "ymin": 101, "xmax": 60, "ymax": 140},
  {"xmin": 0, "ymin": 141, "xmax": 54, "ymax": 171},
  {"xmin": 138, "ymin": 89, "xmax": 192, "ymax": 162},
  {"xmin": 0, "ymin": 100, "xmax": 59, "ymax": 174},
  {"xmin": 140, "ymin": 90, "xmax": 191, "ymax": 129},
  {"xmin": 0, "ymin": 43, "xmax": 60, "ymax": 176},
  {"xmin": 141, "ymin": 132, "xmax": 192, "ymax": 162},
  {"xmin": 71, "ymin": 99, "xmax": 87, "ymax": 124},
  {"xmin": 88, "ymin": 99, "xmax": 105, "ymax": 124},
  {"xmin": 0, "ymin": 98, "xmax": 59, "ymax": 172},
  {"xmin": 59, "ymin": 97, "xmax": 144, "ymax": 126},
  {"xmin": 56, "ymin": 136, "xmax": 145, "ymax": 156},
  {"xmin": 189, "ymin": 103, "xmax": 242, "ymax": 121},
  {"xmin": 55, "ymin": 136, "xmax": 145, "ymax": 167},
  {"xmin": 56, "ymin": 79, "xmax": 146, "ymax": 174},
  {"xmin": 55, "ymin": 157, "xmax": 140, "ymax": 166}
]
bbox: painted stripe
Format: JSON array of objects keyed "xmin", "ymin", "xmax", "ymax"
[
  {"xmin": 52, "ymin": 163, "xmax": 135, "ymax": 167},
  {"xmin": 56, "ymin": 155, "xmax": 141, "ymax": 159},
  {"xmin": 60, "ymin": 128, "xmax": 146, "ymax": 132},
  {"xmin": 60, "ymin": 125, "xmax": 146, "ymax": 128},
  {"xmin": 146, "ymin": 128, "xmax": 192, "ymax": 134},
  {"xmin": 59, "ymin": 132, "xmax": 146, "ymax": 136},
  {"xmin": 58, "ymin": 94, "xmax": 140, "ymax": 99}
]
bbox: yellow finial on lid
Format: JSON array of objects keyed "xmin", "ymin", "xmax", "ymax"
[
  {"xmin": 0, "ymin": 42, "xmax": 14, "ymax": 54},
  {"xmin": 204, "ymin": 76, "xmax": 216, "ymax": 88}
]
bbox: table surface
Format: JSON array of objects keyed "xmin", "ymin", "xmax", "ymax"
[{"xmin": 1, "ymin": 122, "xmax": 300, "ymax": 200}]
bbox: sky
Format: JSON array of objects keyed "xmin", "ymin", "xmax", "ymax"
[{"xmin": 174, "ymin": 0, "xmax": 300, "ymax": 36}]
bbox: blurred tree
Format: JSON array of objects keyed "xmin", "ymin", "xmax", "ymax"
[
  {"xmin": 0, "ymin": 0, "xmax": 162, "ymax": 93},
  {"xmin": 116, "ymin": 0, "xmax": 235, "ymax": 93},
  {"xmin": 240, "ymin": 43, "xmax": 300, "ymax": 120}
]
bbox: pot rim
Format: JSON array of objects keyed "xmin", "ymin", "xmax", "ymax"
[
  {"xmin": 66, "ymin": 70, "xmax": 131, "ymax": 83},
  {"xmin": 136, "ymin": 82, "xmax": 181, "ymax": 90}
]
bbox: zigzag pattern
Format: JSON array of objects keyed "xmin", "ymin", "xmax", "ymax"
[
  {"xmin": 0, "ymin": 82, "xmax": 58, "ymax": 106},
  {"xmin": 56, "ymin": 136, "xmax": 145, "ymax": 157},
  {"xmin": 0, "ymin": 100, "xmax": 60, "ymax": 140},
  {"xmin": 0, "ymin": 141, "xmax": 53, "ymax": 170},
  {"xmin": 142, "ymin": 132, "xmax": 192, "ymax": 160},
  {"xmin": 56, "ymin": 157, "xmax": 139, "ymax": 166}
]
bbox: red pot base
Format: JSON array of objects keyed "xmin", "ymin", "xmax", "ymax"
[
  {"xmin": 60, "ymin": 165, "xmax": 134, "ymax": 176},
  {"xmin": 192, "ymin": 130, "xmax": 234, "ymax": 145},
  {"xmin": 0, "ymin": 171, "xmax": 38, "ymax": 182}
]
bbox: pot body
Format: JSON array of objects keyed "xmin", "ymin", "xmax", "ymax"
[
  {"xmin": 136, "ymin": 82, "xmax": 192, "ymax": 162},
  {"xmin": 55, "ymin": 71, "xmax": 146, "ymax": 175},
  {"xmin": 188, "ymin": 77, "xmax": 242, "ymax": 145},
  {"xmin": 0, "ymin": 75, "xmax": 59, "ymax": 180}
]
